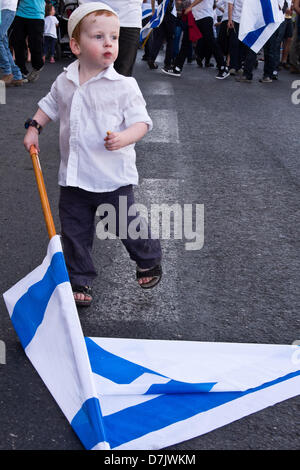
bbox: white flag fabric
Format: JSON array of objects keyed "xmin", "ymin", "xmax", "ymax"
[
  {"xmin": 239, "ymin": 0, "xmax": 284, "ymax": 53},
  {"xmin": 3, "ymin": 236, "xmax": 300, "ymax": 450},
  {"xmin": 140, "ymin": 0, "xmax": 170, "ymax": 43}
]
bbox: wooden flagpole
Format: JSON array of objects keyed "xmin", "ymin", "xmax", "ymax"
[{"xmin": 29, "ymin": 145, "xmax": 56, "ymax": 240}]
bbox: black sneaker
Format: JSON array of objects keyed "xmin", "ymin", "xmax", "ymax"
[
  {"xmin": 161, "ymin": 66, "xmax": 181, "ymax": 77},
  {"xmin": 216, "ymin": 66, "xmax": 230, "ymax": 80}
]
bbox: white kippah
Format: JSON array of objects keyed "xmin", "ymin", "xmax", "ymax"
[{"xmin": 68, "ymin": 2, "xmax": 118, "ymax": 39}]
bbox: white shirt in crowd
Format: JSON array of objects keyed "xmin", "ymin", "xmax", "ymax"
[
  {"xmin": 44, "ymin": 15, "xmax": 59, "ymax": 39},
  {"xmin": 215, "ymin": 0, "xmax": 228, "ymax": 21},
  {"xmin": 192, "ymin": 0, "xmax": 214, "ymax": 21},
  {"xmin": 1, "ymin": 0, "xmax": 19, "ymax": 11},
  {"xmin": 227, "ymin": 0, "xmax": 244, "ymax": 23},
  {"xmin": 38, "ymin": 61, "xmax": 153, "ymax": 193},
  {"xmin": 79, "ymin": 0, "xmax": 144, "ymax": 28}
]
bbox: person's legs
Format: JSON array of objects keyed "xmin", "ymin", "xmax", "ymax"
[
  {"xmin": 262, "ymin": 31, "xmax": 277, "ymax": 79},
  {"xmin": 173, "ymin": 19, "xmax": 183, "ymax": 59},
  {"xmin": 0, "ymin": 10, "xmax": 22, "ymax": 80},
  {"xmin": 27, "ymin": 18, "xmax": 44, "ymax": 71},
  {"xmin": 100, "ymin": 185, "xmax": 162, "ymax": 270},
  {"xmin": 228, "ymin": 22, "xmax": 240, "ymax": 72},
  {"xmin": 59, "ymin": 186, "xmax": 98, "ymax": 288},
  {"xmin": 43, "ymin": 35, "xmax": 50, "ymax": 59},
  {"xmin": 11, "ymin": 16, "xmax": 29, "ymax": 76},
  {"xmin": 242, "ymin": 45, "xmax": 257, "ymax": 80},
  {"xmin": 274, "ymin": 19, "xmax": 286, "ymax": 69},
  {"xmin": 163, "ymin": 12, "xmax": 176, "ymax": 67},
  {"xmin": 289, "ymin": 17, "xmax": 300, "ymax": 72},
  {"xmin": 197, "ymin": 17, "xmax": 225, "ymax": 69},
  {"xmin": 114, "ymin": 27, "xmax": 140, "ymax": 76},
  {"xmin": 148, "ymin": 21, "xmax": 165, "ymax": 63},
  {"xmin": 50, "ymin": 38, "xmax": 56, "ymax": 62},
  {"xmin": 174, "ymin": 21, "xmax": 190, "ymax": 69},
  {"xmin": 218, "ymin": 20, "xmax": 229, "ymax": 57}
]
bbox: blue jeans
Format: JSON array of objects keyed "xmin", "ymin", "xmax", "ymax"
[{"xmin": 0, "ymin": 9, "xmax": 22, "ymax": 79}]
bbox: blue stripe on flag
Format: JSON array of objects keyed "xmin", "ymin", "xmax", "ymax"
[
  {"xmin": 260, "ymin": 0, "xmax": 275, "ymax": 24},
  {"xmin": 71, "ymin": 397, "xmax": 105, "ymax": 450},
  {"xmin": 85, "ymin": 337, "xmax": 165, "ymax": 384},
  {"xmin": 146, "ymin": 380, "xmax": 217, "ymax": 394},
  {"xmin": 140, "ymin": 0, "xmax": 170, "ymax": 42},
  {"xmin": 243, "ymin": 25, "xmax": 266, "ymax": 48},
  {"xmin": 11, "ymin": 252, "xmax": 69, "ymax": 349},
  {"xmin": 103, "ymin": 370, "xmax": 300, "ymax": 449}
]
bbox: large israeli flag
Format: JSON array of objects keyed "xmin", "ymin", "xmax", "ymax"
[
  {"xmin": 140, "ymin": 0, "xmax": 170, "ymax": 43},
  {"xmin": 3, "ymin": 236, "xmax": 300, "ymax": 450},
  {"xmin": 239, "ymin": 0, "xmax": 284, "ymax": 53}
]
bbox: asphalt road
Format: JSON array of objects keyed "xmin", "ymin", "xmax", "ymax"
[{"xmin": 0, "ymin": 49, "xmax": 299, "ymax": 450}]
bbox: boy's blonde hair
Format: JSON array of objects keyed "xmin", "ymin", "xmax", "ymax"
[{"xmin": 72, "ymin": 10, "xmax": 117, "ymax": 43}]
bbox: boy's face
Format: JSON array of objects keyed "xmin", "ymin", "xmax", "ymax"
[{"xmin": 72, "ymin": 13, "xmax": 119, "ymax": 71}]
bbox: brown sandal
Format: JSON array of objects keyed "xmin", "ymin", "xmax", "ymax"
[{"xmin": 136, "ymin": 265, "xmax": 162, "ymax": 289}]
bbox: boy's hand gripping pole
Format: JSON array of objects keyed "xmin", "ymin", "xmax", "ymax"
[{"xmin": 29, "ymin": 145, "xmax": 56, "ymax": 240}]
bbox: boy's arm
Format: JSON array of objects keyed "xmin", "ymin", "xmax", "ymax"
[
  {"xmin": 104, "ymin": 122, "xmax": 148, "ymax": 151},
  {"xmin": 24, "ymin": 108, "xmax": 52, "ymax": 152}
]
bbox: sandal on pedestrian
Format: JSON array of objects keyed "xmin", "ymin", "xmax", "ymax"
[
  {"xmin": 72, "ymin": 285, "xmax": 93, "ymax": 307},
  {"xmin": 136, "ymin": 265, "xmax": 162, "ymax": 289}
]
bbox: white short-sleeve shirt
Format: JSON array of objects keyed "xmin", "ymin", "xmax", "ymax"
[
  {"xmin": 44, "ymin": 15, "xmax": 59, "ymax": 38},
  {"xmin": 38, "ymin": 61, "xmax": 153, "ymax": 193},
  {"xmin": 227, "ymin": 0, "xmax": 244, "ymax": 23},
  {"xmin": 192, "ymin": 0, "xmax": 214, "ymax": 20}
]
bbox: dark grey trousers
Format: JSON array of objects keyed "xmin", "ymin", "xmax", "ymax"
[
  {"xmin": 59, "ymin": 185, "xmax": 162, "ymax": 286},
  {"xmin": 114, "ymin": 27, "xmax": 141, "ymax": 77}
]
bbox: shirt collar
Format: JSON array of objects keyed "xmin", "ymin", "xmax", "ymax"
[{"xmin": 64, "ymin": 60, "xmax": 122, "ymax": 86}]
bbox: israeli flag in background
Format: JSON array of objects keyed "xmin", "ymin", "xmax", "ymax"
[
  {"xmin": 3, "ymin": 236, "xmax": 300, "ymax": 450},
  {"xmin": 239, "ymin": 0, "xmax": 284, "ymax": 53},
  {"xmin": 140, "ymin": 0, "xmax": 170, "ymax": 43}
]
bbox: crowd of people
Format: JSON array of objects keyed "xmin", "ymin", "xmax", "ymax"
[
  {"xmin": 143, "ymin": 0, "xmax": 300, "ymax": 82},
  {"xmin": 0, "ymin": 0, "xmax": 300, "ymax": 87}
]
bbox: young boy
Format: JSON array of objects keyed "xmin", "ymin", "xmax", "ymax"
[{"xmin": 23, "ymin": 2, "xmax": 162, "ymax": 307}]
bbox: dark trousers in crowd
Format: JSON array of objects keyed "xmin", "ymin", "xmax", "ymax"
[
  {"xmin": 218, "ymin": 19, "xmax": 230, "ymax": 57},
  {"xmin": 11, "ymin": 15, "xmax": 44, "ymax": 75},
  {"xmin": 173, "ymin": 16, "xmax": 193, "ymax": 60},
  {"xmin": 174, "ymin": 19, "xmax": 192, "ymax": 69},
  {"xmin": 242, "ymin": 45, "xmax": 257, "ymax": 80},
  {"xmin": 114, "ymin": 27, "xmax": 140, "ymax": 77},
  {"xmin": 195, "ymin": 37, "xmax": 212, "ymax": 64},
  {"xmin": 228, "ymin": 22, "xmax": 244, "ymax": 71},
  {"xmin": 59, "ymin": 185, "xmax": 162, "ymax": 287},
  {"xmin": 141, "ymin": 16, "xmax": 153, "ymax": 61},
  {"xmin": 195, "ymin": 16, "xmax": 225, "ymax": 70},
  {"xmin": 263, "ymin": 30, "xmax": 278, "ymax": 78},
  {"xmin": 149, "ymin": 11, "xmax": 176, "ymax": 67},
  {"xmin": 44, "ymin": 35, "xmax": 56, "ymax": 58}
]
